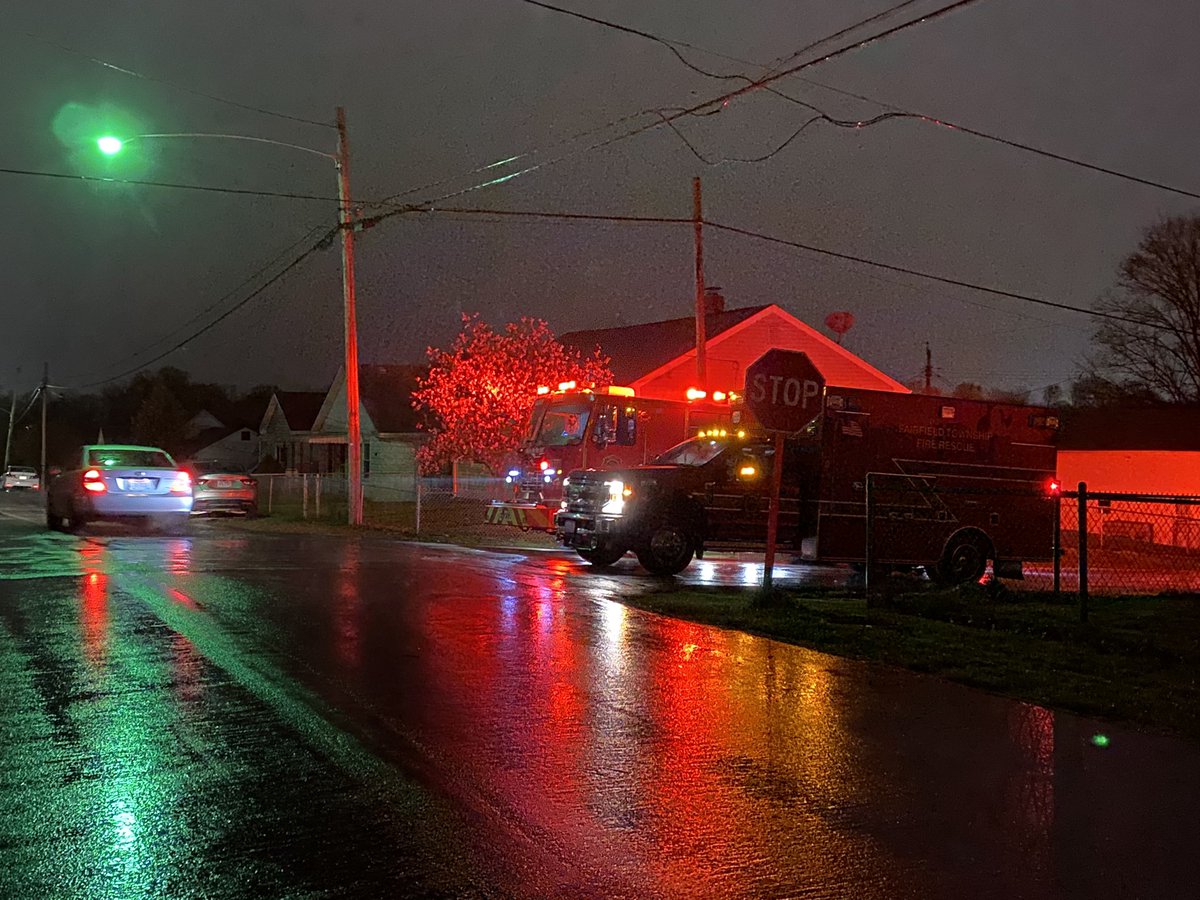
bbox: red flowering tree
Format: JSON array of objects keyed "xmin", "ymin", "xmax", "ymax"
[{"xmin": 413, "ymin": 314, "xmax": 611, "ymax": 474}]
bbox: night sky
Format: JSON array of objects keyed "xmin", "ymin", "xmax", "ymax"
[{"xmin": 3, "ymin": 1, "xmax": 1198, "ymax": 398}]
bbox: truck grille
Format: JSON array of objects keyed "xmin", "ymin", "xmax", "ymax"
[{"xmin": 564, "ymin": 477, "xmax": 607, "ymax": 515}]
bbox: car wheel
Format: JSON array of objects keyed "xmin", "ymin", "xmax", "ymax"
[
  {"xmin": 636, "ymin": 522, "xmax": 695, "ymax": 576},
  {"xmin": 576, "ymin": 544, "xmax": 627, "ymax": 567},
  {"xmin": 930, "ymin": 530, "xmax": 992, "ymax": 586}
]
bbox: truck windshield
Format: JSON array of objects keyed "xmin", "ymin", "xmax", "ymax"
[
  {"xmin": 529, "ymin": 400, "xmax": 592, "ymax": 446},
  {"xmin": 655, "ymin": 437, "xmax": 729, "ymax": 467}
]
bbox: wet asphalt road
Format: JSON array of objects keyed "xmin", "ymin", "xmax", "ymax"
[{"xmin": 2, "ymin": 492, "xmax": 1199, "ymax": 898}]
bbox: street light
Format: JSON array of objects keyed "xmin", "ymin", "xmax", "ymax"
[{"xmin": 97, "ymin": 109, "xmax": 365, "ymax": 525}]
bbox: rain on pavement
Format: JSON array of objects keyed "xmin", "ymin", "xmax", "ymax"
[{"xmin": 1, "ymin": 491, "xmax": 1198, "ymax": 898}]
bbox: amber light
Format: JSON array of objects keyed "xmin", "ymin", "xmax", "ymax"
[{"xmin": 739, "ymin": 465, "xmax": 757, "ymax": 477}]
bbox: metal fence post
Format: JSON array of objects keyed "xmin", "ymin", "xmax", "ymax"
[
  {"xmin": 267, "ymin": 476, "xmax": 274, "ymax": 515},
  {"xmin": 1052, "ymin": 491, "xmax": 1062, "ymax": 600},
  {"xmin": 302, "ymin": 474, "xmax": 309, "ymax": 520},
  {"xmin": 1077, "ymin": 481, "xmax": 1088, "ymax": 623},
  {"xmin": 415, "ymin": 475, "xmax": 422, "ymax": 533},
  {"xmin": 864, "ymin": 473, "xmax": 876, "ymax": 605},
  {"xmin": 315, "ymin": 475, "xmax": 321, "ymax": 519}
]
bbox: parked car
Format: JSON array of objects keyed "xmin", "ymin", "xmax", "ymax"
[
  {"xmin": 46, "ymin": 444, "xmax": 192, "ymax": 533},
  {"xmin": 187, "ymin": 461, "xmax": 258, "ymax": 516},
  {"xmin": 3, "ymin": 466, "xmax": 40, "ymax": 491}
]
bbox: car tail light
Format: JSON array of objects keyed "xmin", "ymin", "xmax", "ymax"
[
  {"xmin": 241, "ymin": 478, "xmax": 256, "ymax": 487},
  {"xmin": 83, "ymin": 469, "xmax": 106, "ymax": 493},
  {"xmin": 170, "ymin": 471, "xmax": 192, "ymax": 494}
]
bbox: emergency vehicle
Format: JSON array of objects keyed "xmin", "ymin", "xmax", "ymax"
[
  {"xmin": 484, "ymin": 381, "xmax": 733, "ymax": 530},
  {"xmin": 554, "ymin": 388, "xmax": 1059, "ymax": 579}
]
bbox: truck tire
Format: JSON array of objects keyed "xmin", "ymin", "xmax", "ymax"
[
  {"xmin": 931, "ymin": 530, "xmax": 992, "ymax": 586},
  {"xmin": 636, "ymin": 522, "xmax": 695, "ymax": 576},
  {"xmin": 576, "ymin": 544, "xmax": 627, "ymax": 567}
]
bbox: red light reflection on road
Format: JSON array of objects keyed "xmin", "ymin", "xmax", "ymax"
[
  {"xmin": 78, "ymin": 543, "xmax": 109, "ymax": 669},
  {"xmin": 334, "ymin": 542, "xmax": 362, "ymax": 670}
]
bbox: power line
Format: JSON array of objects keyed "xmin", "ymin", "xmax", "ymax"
[
  {"xmin": 360, "ymin": 202, "xmax": 1174, "ymax": 334},
  {"xmin": 518, "ymin": 1, "xmax": 1200, "ymax": 199},
  {"xmin": 64, "ymin": 223, "xmax": 335, "ymax": 384},
  {"xmin": 16, "ymin": 30, "xmax": 334, "ymax": 129},
  {"xmin": 0, "ymin": 164, "xmax": 347, "ymax": 203},
  {"xmin": 370, "ymin": 0, "xmax": 984, "ymax": 214},
  {"xmin": 70, "ymin": 226, "xmax": 338, "ymax": 389}
]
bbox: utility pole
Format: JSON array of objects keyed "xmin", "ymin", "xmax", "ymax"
[
  {"xmin": 3, "ymin": 389, "xmax": 15, "ymax": 473},
  {"xmin": 693, "ymin": 177, "xmax": 707, "ymax": 390},
  {"xmin": 336, "ymin": 107, "xmax": 364, "ymax": 526},
  {"xmin": 39, "ymin": 363, "xmax": 48, "ymax": 485},
  {"xmin": 924, "ymin": 342, "xmax": 934, "ymax": 394}
]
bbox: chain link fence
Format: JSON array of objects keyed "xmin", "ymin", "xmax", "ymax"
[
  {"xmin": 253, "ymin": 472, "xmax": 555, "ymax": 546},
  {"xmin": 864, "ymin": 473, "xmax": 1200, "ymax": 607}
]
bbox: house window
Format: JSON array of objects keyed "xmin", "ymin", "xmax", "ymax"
[{"xmin": 241, "ymin": 430, "xmax": 251, "ymax": 441}]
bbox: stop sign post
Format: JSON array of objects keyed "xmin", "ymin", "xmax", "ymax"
[{"xmin": 743, "ymin": 351, "xmax": 827, "ymax": 589}]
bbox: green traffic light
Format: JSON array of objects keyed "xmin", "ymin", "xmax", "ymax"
[{"xmin": 97, "ymin": 135, "xmax": 124, "ymax": 156}]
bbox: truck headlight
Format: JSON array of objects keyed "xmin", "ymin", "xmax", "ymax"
[{"xmin": 602, "ymin": 479, "xmax": 632, "ymax": 515}]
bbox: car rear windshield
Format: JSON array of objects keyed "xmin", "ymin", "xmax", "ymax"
[
  {"xmin": 9, "ymin": 467, "xmax": 36, "ymax": 474},
  {"xmin": 88, "ymin": 448, "xmax": 175, "ymax": 469},
  {"xmin": 191, "ymin": 462, "xmax": 247, "ymax": 475}
]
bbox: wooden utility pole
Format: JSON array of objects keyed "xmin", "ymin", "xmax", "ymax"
[
  {"xmin": 3, "ymin": 389, "xmax": 15, "ymax": 474},
  {"xmin": 336, "ymin": 107, "xmax": 364, "ymax": 526},
  {"xmin": 924, "ymin": 342, "xmax": 934, "ymax": 393},
  {"xmin": 39, "ymin": 363, "xmax": 48, "ymax": 485},
  {"xmin": 693, "ymin": 177, "xmax": 707, "ymax": 390}
]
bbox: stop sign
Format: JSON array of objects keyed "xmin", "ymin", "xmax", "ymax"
[{"xmin": 744, "ymin": 350, "xmax": 826, "ymax": 432}]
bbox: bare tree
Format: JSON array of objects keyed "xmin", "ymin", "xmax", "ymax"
[{"xmin": 1088, "ymin": 215, "xmax": 1200, "ymax": 404}]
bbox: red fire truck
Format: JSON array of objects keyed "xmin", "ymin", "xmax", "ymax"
[{"xmin": 485, "ymin": 382, "xmax": 734, "ymax": 530}]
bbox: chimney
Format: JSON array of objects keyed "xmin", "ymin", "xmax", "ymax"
[{"xmin": 703, "ymin": 287, "xmax": 725, "ymax": 315}]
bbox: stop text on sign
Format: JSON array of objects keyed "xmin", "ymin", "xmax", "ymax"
[{"xmin": 748, "ymin": 374, "xmax": 822, "ymax": 410}]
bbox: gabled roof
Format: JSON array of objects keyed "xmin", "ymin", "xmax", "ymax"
[
  {"xmin": 1060, "ymin": 407, "xmax": 1200, "ymax": 451},
  {"xmin": 560, "ymin": 306, "xmax": 768, "ymax": 384},
  {"xmin": 176, "ymin": 426, "xmax": 240, "ymax": 461},
  {"xmin": 274, "ymin": 391, "xmax": 326, "ymax": 432},
  {"xmin": 360, "ymin": 364, "xmax": 426, "ymax": 433}
]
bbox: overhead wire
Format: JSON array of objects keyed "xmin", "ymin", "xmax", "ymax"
[
  {"xmin": 0, "ymin": 164, "xmax": 349, "ymax": 203},
  {"xmin": 64, "ymin": 222, "xmax": 335, "ymax": 384},
  {"xmin": 360, "ymin": 202, "xmax": 1173, "ymax": 334},
  {"xmin": 16, "ymin": 30, "xmax": 334, "ymax": 129},
  {"xmin": 70, "ymin": 225, "xmax": 339, "ymax": 389},
  {"xmin": 367, "ymin": 0, "xmax": 989, "ymax": 215},
  {"xmin": 516, "ymin": 0, "xmax": 1200, "ymax": 197}
]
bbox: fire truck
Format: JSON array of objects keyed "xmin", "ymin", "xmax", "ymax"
[
  {"xmin": 485, "ymin": 381, "xmax": 733, "ymax": 530},
  {"xmin": 554, "ymin": 388, "xmax": 1059, "ymax": 579}
]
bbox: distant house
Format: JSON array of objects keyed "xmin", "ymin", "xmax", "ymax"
[
  {"xmin": 308, "ymin": 365, "xmax": 426, "ymax": 500},
  {"xmin": 175, "ymin": 402, "xmax": 266, "ymax": 470},
  {"xmin": 259, "ymin": 391, "xmax": 326, "ymax": 472},
  {"xmin": 1058, "ymin": 407, "xmax": 1200, "ymax": 548},
  {"xmin": 559, "ymin": 300, "xmax": 908, "ymax": 398}
]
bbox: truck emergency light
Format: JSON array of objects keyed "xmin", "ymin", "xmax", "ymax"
[
  {"xmin": 686, "ymin": 388, "xmax": 707, "ymax": 401},
  {"xmin": 712, "ymin": 391, "xmax": 727, "ymax": 402},
  {"xmin": 558, "ymin": 380, "xmax": 577, "ymax": 392},
  {"xmin": 536, "ymin": 385, "xmax": 551, "ymax": 395},
  {"xmin": 605, "ymin": 385, "xmax": 635, "ymax": 397}
]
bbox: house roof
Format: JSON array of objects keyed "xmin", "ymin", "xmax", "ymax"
[
  {"xmin": 560, "ymin": 305, "xmax": 768, "ymax": 384},
  {"xmin": 175, "ymin": 426, "xmax": 241, "ymax": 462},
  {"xmin": 359, "ymin": 364, "xmax": 426, "ymax": 433},
  {"xmin": 1060, "ymin": 407, "xmax": 1200, "ymax": 451},
  {"xmin": 274, "ymin": 391, "xmax": 326, "ymax": 432}
]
